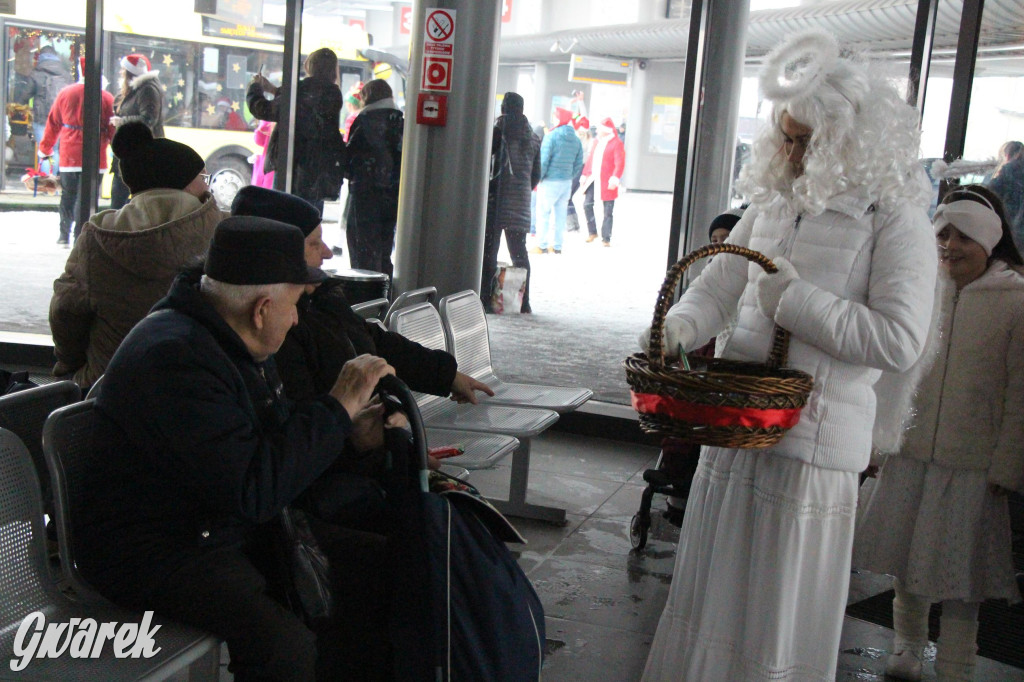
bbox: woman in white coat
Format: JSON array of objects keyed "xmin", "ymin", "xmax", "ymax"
[
  {"xmin": 855, "ymin": 185, "xmax": 1024, "ymax": 681},
  {"xmin": 640, "ymin": 30, "xmax": 938, "ymax": 682}
]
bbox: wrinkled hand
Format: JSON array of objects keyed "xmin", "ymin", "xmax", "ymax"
[
  {"xmin": 110, "ymin": 115, "xmax": 124, "ymax": 127},
  {"xmin": 754, "ymin": 257, "xmax": 799, "ymax": 320},
  {"xmin": 350, "ymin": 401, "xmax": 385, "ymax": 452},
  {"xmin": 330, "ymin": 354, "xmax": 395, "ymax": 419},
  {"xmin": 637, "ymin": 316, "xmax": 696, "ymax": 359},
  {"xmin": 449, "ymin": 371, "xmax": 494, "ymax": 405}
]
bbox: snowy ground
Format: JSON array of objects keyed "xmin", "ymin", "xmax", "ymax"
[{"xmin": 0, "ymin": 191, "xmax": 677, "ymax": 404}]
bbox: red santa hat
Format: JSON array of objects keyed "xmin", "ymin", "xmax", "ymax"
[
  {"xmin": 600, "ymin": 117, "xmax": 616, "ymax": 130},
  {"xmin": 120, "ymin": 53, "xmax": 151, "ymax": 77},
  {"xmin": 554, "ymin": 107, "xmax": 573, "ymax": 127}
]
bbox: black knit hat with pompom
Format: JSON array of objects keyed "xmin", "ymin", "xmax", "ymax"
[{"xmin": 111, "ymin": 122, "xmax": 205, "ymax": 194}]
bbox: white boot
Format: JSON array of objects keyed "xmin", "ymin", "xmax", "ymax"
[
  {"xmin": 935, "ymin": 615, "xmax": 978, "ymax": 682},
  {"xmin": 886, "ymin": 590, "xmax": 930, "ymax": 681}
]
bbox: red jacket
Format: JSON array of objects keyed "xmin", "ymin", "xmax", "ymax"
[
  {"xmin": 582, "ymin": 133, "xmax": 625, "ymax": 201},
  {"xmin": 40, "ymin": 83, "xmax": 115, "ymax": 172}
]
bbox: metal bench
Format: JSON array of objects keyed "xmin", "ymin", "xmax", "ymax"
[
  {"xmin": 351, "ymin": 297, "xmax": 390, "ymax": 323},
  {"xmin": 0, "ymin": 380, "xmax": 82, "ymax": 561},
  {"xmin": 388, "ymin": 301, "xmax": 564, "ymax": 524},
  {"xmin": 1, "ymin": 424, "xmax": 221, "ymax": 680},
  {"xmin": 383, "ymin": 286, "xmax": 437, "ymax": 328},
  {"xmin": 439, "ymin": 290, "xmax": 593, "ymax": 413}
]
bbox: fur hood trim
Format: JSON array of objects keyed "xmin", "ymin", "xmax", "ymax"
[{"xmin": 130, "ymin": 71, "xmax": 161, "ymax": 89}]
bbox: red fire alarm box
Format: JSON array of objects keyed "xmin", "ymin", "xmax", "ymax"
[{"xmin": 416, "ymin": 93, "xmax": 448, "ymax": 126}]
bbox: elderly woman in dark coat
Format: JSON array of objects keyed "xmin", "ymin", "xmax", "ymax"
[{"xmin": 481, "ymin": 92, "xmax": 541, "ymax": 313}]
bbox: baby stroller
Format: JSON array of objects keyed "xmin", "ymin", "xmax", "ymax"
[{"xmin": 630, "ymin": 438, "xmax": 702, "ymax": 550}]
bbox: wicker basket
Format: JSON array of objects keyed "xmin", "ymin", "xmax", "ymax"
[{"xmin": 624, "ymin": 243, "xmax": 814, "ymax": 448}]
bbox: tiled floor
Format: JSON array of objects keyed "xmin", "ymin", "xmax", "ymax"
[{"xmin": 466, "ymin": 429, "xmax": 1024, "ymax": 682}]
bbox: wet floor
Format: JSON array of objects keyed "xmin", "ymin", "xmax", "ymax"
[{"xmin": 473, "ymin": 430, "xmax": 1024, "ymax": 682}]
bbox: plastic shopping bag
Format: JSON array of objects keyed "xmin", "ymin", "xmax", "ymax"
[{"xmin": 490, "ymin": 264, "xmax": 527, "ymax": 314}]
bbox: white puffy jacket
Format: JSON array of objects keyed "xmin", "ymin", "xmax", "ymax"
[
  {"xmin": 664, "ymin": 189, "xmax": 937, "ymax": 472},
  {"xmin": 899, "ymin": 263, "xmax": 1024, "ymax": 491}
]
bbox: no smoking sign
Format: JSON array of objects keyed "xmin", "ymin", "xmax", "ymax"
[
  {"xmin": 421, "ymin": 56, "xmax": 453, "ymax": 92},
  {"xmin": 421, "ymin": 8, "xmax": 456, "ymax": 93}
]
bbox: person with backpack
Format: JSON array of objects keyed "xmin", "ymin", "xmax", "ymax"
[
  {"xmin": 481, "ymin": 92, "xmax": 541, "ymax": 313},
  {"xmin": 247, "ymin": 48, "xmax": 344, "ymax": 215},
  {"xmin": 29, "ymin": 46, "xmax": 71, "ymax": 172},
  {"xmin": 344, "ymin": 78, "xmax": 403, "ymax": 279}
]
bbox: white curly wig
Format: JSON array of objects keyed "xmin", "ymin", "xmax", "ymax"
[{"xmin": 737, "ymin": 29, "xmax": 929, "ymax": 217}]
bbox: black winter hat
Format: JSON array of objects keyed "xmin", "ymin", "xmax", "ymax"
[
  {"xmin": 111, "ymin": 122, "xmax": 205, "ymax": 194},
  {"xmin": 204, "ymin": 216, "xmax": 327, "ymax": 286},
  {"xmin": 707, "ymin": 208, "xmax": 744, "ymax": 240},
  {"xmin": 230, "ymin": 186, "xmax": 322, "ymax": 236}
]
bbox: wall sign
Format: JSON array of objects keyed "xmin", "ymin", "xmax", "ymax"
[{"xmin": 421, "ymin": 8, "xmax": 456, "ymax": 93}]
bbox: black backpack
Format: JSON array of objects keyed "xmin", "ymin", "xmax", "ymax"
[{"xmin": 1, "ymin": 370, "xmax": 39, "ymax": 396}]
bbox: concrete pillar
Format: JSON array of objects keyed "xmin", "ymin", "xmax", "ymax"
[{"xmin": 393, "ymin": 0, "xmax": 503, "ymax": 298}]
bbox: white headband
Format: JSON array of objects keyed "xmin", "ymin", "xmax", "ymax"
[{"xmin": 933, "ymin": 199, "xmax": 1002, "ymax": 256}]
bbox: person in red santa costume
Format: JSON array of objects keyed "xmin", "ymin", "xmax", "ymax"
[
  {"xmin": 581, "ymin": 117, "xmax": 625, "ymax": 246},
  {"xmin": 38, "ymin": 56, "xmax": 115, "ymax": 246}
]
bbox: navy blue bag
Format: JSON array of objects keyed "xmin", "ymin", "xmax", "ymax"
[{"xmin": 379, "ymin": 376, "xmax": 545, "ymax": 681}]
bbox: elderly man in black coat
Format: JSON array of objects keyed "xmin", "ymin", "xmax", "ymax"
[
  {"xmin": 77, "ymin": 217, "xmax": 394, "ymax": 680},
  {"xmin": 481, "ymin": 92, "xmax": 541, "ymax": 313},
  {"xmin": 231, "ymin": 185, "xmax": 492, "ymax": 411}
]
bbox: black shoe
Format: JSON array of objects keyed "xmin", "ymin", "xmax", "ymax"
[
  {"xmin": 662, "ymin": 502, "xmax": 685, "ymax": 528},
  {"xmin": 56, "ymin": 237, "xmax": 69, "ymax": 245}
]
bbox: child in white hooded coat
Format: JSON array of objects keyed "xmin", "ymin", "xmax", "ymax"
[{"xmin": 855, "ymin": 184, "xmax": 1024, "ymax": 682}]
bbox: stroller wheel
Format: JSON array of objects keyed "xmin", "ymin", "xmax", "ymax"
[{"xmin": 630, "ymin": 513, "xmax": 649, "ymax": 550}]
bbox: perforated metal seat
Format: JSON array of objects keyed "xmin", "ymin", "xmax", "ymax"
[
  {"xmin": 351, "ymin": 297, "xmax": 390, "ymax": 322},
  {"xmin": 426, "ymin": 428, "xmax": 518, "ymax": 470},
  {"xmin": 383, "ymin": 286, "xmax": 437, "ymax": 328},
  {"xmin": 0, "ymin": 380, "xmax": 82, "ymax": 540},
  {"xmin": 388, "ymin": 302, "xmax": 564, "ymax": 523},
  {"xmin": 0, "ymin": 424, "xmax": 221, "ymax": 680},
  {"xmin": 439, "ymin": 290, "xmax": 593, "ymax": 413}
]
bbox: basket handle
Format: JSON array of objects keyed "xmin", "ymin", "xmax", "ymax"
[{"xmin": 648, "ymin": 243, "xmax": 792, "ymax": 370}]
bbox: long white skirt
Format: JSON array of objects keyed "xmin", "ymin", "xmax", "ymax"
[
  {"xmin": 854, "ymin": 456, "xmax": 1020, "ymax": 603},
  {"xmin": 642, "ymin": 447, "xmax": 859, "ymax": 682}
]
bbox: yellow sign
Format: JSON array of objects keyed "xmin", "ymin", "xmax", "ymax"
[{"xmin": 373, "ymin": 62, "xmax": 393, "ymax": 80}]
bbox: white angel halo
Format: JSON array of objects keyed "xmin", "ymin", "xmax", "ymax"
[{"xmin": 759, "ymin": 29, "xmax": 840, "ymax": 102}]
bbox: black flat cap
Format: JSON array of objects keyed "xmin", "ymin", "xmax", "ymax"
[
  {"xmin": 204, "ymin": 216, "xmax": 326, "ymax": 286},
  {"xmin": 230, "ymin": 186, "xmax": 322, "ymax": 236}
]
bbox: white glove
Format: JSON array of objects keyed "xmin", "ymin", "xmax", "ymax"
[
  {"xmin": 37, "ymin": 149, "xmax": 51, "ymax": 159},
  {"xmin": 110, "ymin": 115, "xmax": 124, "ymax": 127},
  {"xmin": 754, "ymin": 256, "xmax": 799, "ymax": 320},
  {"xmin": 608, "ymin": 176, "xmax": 620, "ymax": 190},
  {"xmin": 637, "ymin": 315, "xmax": 697, "ymax": 358}
]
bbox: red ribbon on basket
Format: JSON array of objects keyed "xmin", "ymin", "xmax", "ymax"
[
  {"xmin": 23, "ymin": 168, "xmax": 51, "ymax": 179},
  {"xmin": 630, "ymin": 391, "xmax": 802, "ymax": 429}
]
